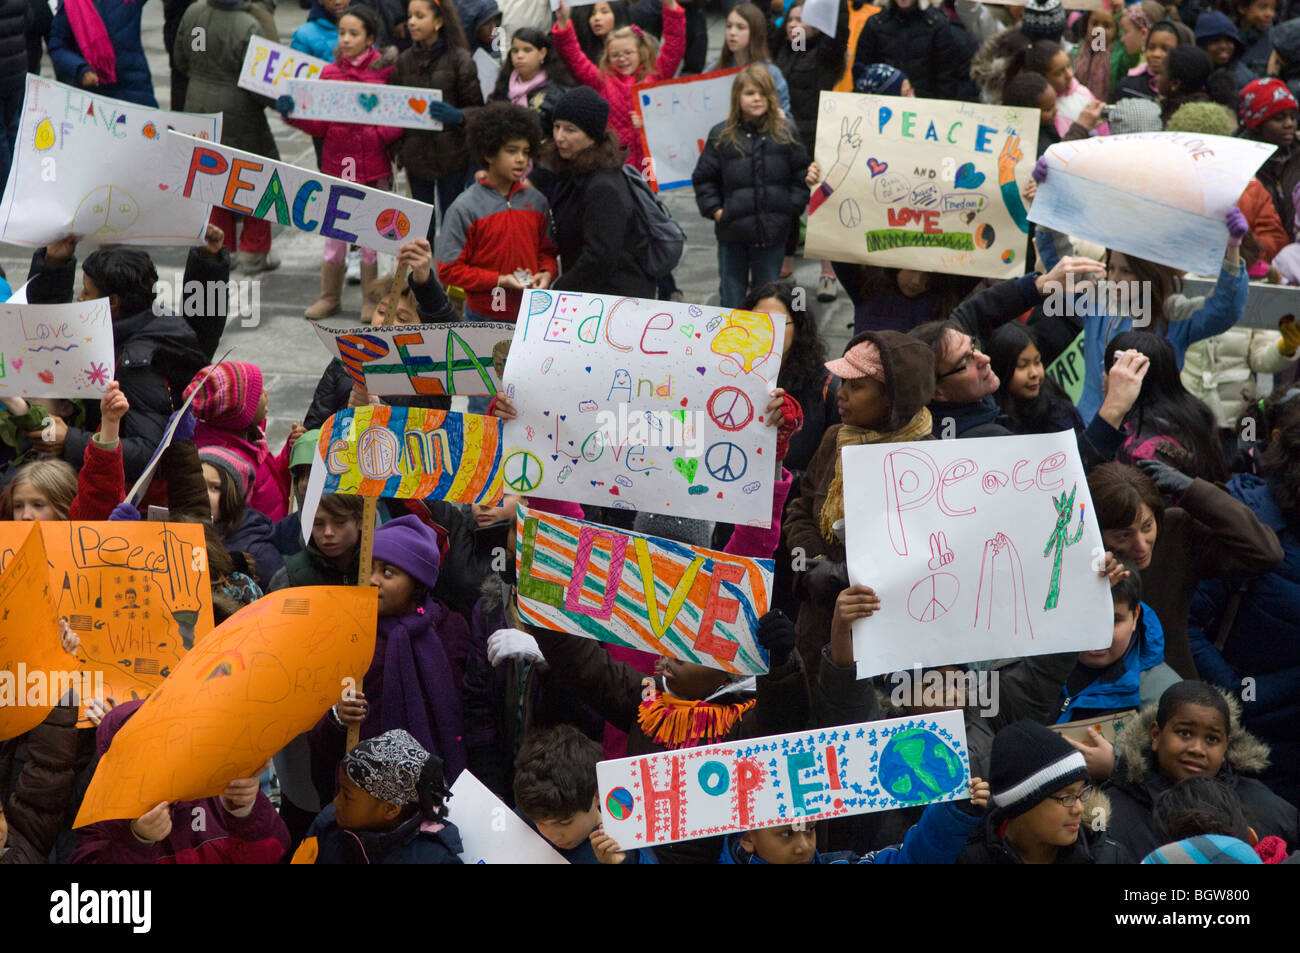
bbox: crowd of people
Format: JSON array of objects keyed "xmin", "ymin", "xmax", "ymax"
[{"xmin": 1, "ymin": 0, "xmax": 1299, "ymax": 868}]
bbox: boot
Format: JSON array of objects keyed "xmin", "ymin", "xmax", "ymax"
[
  {"xmin": 305, "ymin": 260, "xmax": 345, "ymax": 320},
  {"xmin": 358, "ymin": 260, "xmax": 380, "ymax": 324}
]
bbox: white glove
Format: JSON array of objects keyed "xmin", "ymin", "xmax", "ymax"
[{"xmin": 486, "ymin": 628, "xmax": 546, "ymax": 668}]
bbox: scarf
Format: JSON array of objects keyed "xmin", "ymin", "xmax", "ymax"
[
  {"xmin": 378, "ymin": 596, "xmax": 467, "ymax": 781},
  {"xmin": 637, "ymin": 692, "xmax": 756, "ymax": 749},
  {"xmin": 508, "ymin": 70, "xmax": 548, "ymax": 106},
  {"xmin": 65, "ymin": 0, "xmax": 117, "ymax": 86},
  {"xmin": 820, "ymin": 409, "xmax": 933, "ymax": 542}
]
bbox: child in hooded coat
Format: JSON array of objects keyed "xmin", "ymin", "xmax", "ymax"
[{"xmin": 310, "ymin": 515, "xmax": 469, "ymax": 802}]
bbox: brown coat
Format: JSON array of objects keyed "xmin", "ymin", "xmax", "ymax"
[
  {"xmin": 389, "ymin": 42, "xmax": 484, "ymax": 181},
  {"xmin": 0, "ymin": 703, "xmax": 79, "ymax": 864},
  {"xmin": 1144, "ymin": 478, "xmax": 1284, "ymax": 679}
]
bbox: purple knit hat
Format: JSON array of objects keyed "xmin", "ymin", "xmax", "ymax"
[
  {"xmin": 372, "ymin": 514, "xmax": 442, "ymax": 589},
  {"xmin": 184, "ymin": 362, "xmax": 265, "ymax": 431},
  {"xmin": 198, "ymin": 445, "xmax": 254, "ymax": 501}
]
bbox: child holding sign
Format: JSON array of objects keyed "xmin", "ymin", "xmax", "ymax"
[{"xmin": 277, "ymin": 5, "xmax": 402, "ymax": 319}]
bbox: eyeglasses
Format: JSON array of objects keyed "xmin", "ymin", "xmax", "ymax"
[
  {"xmin": 609, "ymin": 50, "xmax": 637, "ymax": 60},
  {"xmin": 937, "ymin": 337, "xmax": 982, "ymax": 378},
  {"xmin": 1045, "ymin": 785, "xmax": 1094, "ymax": 808}
]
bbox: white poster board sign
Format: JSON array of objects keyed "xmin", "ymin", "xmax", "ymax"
[
  {"xmin": 449, "ymin": 771, "xmax": 569, "ymax": 864},
  {"xmin": 238, "ymin": 36, "xmax": 329, "ymax": 97},
  {"xmin": 286, "ymin": 78, "xmax": 443, "ymax": 131},
  {"xmin": 501, "ymin": 290, "xmax": 784, "ymax": 525},
  {"xmin": 0, "ymin": 75, "xmax": 221, "ymax": 247},
  {"xmin": 1029, "ymin": 133, "xmax": 1275, "ymax": 276},
  {"xmin": 0, "ymin": 298, "xmax": 114, "ymax": 398},
  {"xmin": 634, "ymin": 68, "xmax": 739, "ymax": 191},
  {"xmin": 842, "ymin": 431, "xmax": 1112, "ymax": 676}
]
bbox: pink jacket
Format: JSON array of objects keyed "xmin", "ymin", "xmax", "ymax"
[
  {"xmin": 551, "ymin": 5, "xmax": 685, "ymax": 169},
  {"xmin": 194, "ymin": 420, "xmax": 292, "ymax": 522},
  {"xmin": 284, "ymin": 47, "xmax": 402, "ymax": 185}
]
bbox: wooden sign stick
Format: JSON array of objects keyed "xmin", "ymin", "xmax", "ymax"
[{"xmin": 346, "ymin": 495, "xmax": 379, "ymax": 752}]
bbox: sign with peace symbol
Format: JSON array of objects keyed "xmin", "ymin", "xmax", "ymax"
[
  {"xmin": 704, "ymin": 441, "xmax": 747, "ymax": 483},
  {"xmin": 706, "ymin": 386, "xmax": 754, "ymax": 432},
  {"xmin": 502, "ymin": 448, "xmax": 543, "ymax": 493}
]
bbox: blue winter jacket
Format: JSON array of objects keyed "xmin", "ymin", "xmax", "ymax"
[
  {"xmin": 719, "ymin": 799, "xmax": 982, "ymax": 864},
  {"xmin": 291, "ymin": 2, "xmax": 337, "ymax": 60},
  {"xmin": 1057, "ymin": 600, "xmax": 1164, "ymax": 723},
  {"xmin": 1188, "ymin": 472, "xmax": 1300, "ymax": 805},
  {"xmin": 306, "ymin": 803, "xmax": 465, "ymax": 864},
  {"xmin": 1034, "ymin": 229, "xmax": 1250, "ymax": 423},
  {"xmin": 49, "ymin": 0, "xmax": 157, "ymax": 106}
]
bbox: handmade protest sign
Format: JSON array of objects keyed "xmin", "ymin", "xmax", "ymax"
[
  {"xmin": 318, "ymin": 405, "xmax": 504, "ymax": 504},
  {"xmin": 287, "ymin": 78, "xmax": 443, "ymax": 131},
  {"xmin": 74, "ymin": 586, "xmax": 377, "ymax": 827},
  {"xmin": 1052, "ymin": 710, "xmax": 1138, "ymax": 746},
  {"xmin": 0, "ymin": 76, "xmax": 221, "ymax": 247},
  {"xmin": 41, "ymin": 521, "xmax": 215, "ymax": 724},
  {"xmin": 0, "ymin": 298, "xmax": 113, "ymax": 398},
  {"xmin": 501, "ymin": 290, "xmax": 783, "ymax": 525},
  {"xmin": 1045, "ymin": 331, "xmax": 1085, "ymax": 405},
  {"xmin": 1029, "ymin": 133, "xmax": 1275, "ymax": 275},
  {"xmin": 161, "ymin": 131, "xmax": 433, "ymax": 255},
  {"xmin": 597, "ymin": 711, "xmax": 969, "ymax": 847},
  {"xmin": 238, "ymin": 35, "xmax": 328, "ymax": 97},
  {"xmin": 0, "ymin": 523, "xmax": 74, "ymax": 741},
  {"xmin": 515, "ymin": 504, "xmax": 773, "ymax": 675},
  {"xmin": 450, "ymin": 771, "xmax": 569, "ymax": 864},
  {"xmin": 313, "ymin": 322, "xmax": 513, "ymax": 397},
  {"xmin": 842, "ymin": 431, "xmax": 1111, "ymax": 676},
  {"xmin": 805, "ymin": 93, "xmax": 1039, "ymax": 280},
  {"xmin": 634, "ymin": 68, "xmax": 738, "ymax": 191}
]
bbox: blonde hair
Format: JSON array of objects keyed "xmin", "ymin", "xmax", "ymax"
[
  {"xmin": 1, "ymin": 458, "xmax": 77, "ymax": 520},
  {"xmin": 598, "ymin": 25, "xmax": 659, "ymax": 81},
  {"xmin": 719, "ymin": 65, "xmax": 795, "ymax": 149}
]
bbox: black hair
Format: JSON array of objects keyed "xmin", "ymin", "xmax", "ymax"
[
  {"xmin": 466, "ymin": 100, "xmax": 543, "ymax": 165},
  {"xmin": 338, "ymin": 3, "xmax": 380, "ymax": 42},
  {"xmin": 1155, "ymin": 680, "xmax": 1231, "ymax": 734},
  {"xmin": 1103, "ymin": 331, "xmax": 1229, "ymax": 482},
  {"xmin": 910, "ymin": 318, "xmax": 962, "ymax": 372},
  {"xmin": 1147, "ymin": 20, "xmax": 1182, "ymax": 45},
  {"xmin": 1165, "ymin": 45, "xmax": 1213, "ymax": 94},
  {"xmin": 407, "ymin": 0, "xmax": 470, "ymax": 52},
  {"xmin": 1005, "ymin": 36, "xmax": 1065, "ymax": 86},
  {"xmin": 1002, "ymin": 71, "xmax": 1050, "ymax": 108},
  {"xmin": 490, "ymin": 27, "xmax": 575, "ymax": 101},
  {"xmin": 572, "ymin": 0, "xmax": 631, "ymax": 62},
  {"xmin": 82, "ymin": 247, "xmax": 158, "ymax": 318},
  {"xmin": 415, "ymin": 754, "xmax": 451, "ymax": 821},
  {"xmin": 1205, "ymin": 66, "xmax": 1242, "ymax": 108},
  {"xmin": 513, "ymin": 724, "xmax": 601, "ymax": 821},
  {"xmin": 1152, "ymin": 776, "xmax": 1249, "ymax": 842},
  {"xmin": 1109, "ymin": 562, "xmax": 1143, "ymax": 613},
  {"xmin": 741, "ymin": 280, "xmax": 826, "ymax": 394},
  {"xmin": 987, "ymin": 322, "xmax": 1080, "ymax": 434},
  {"xmin": 1252, "ymin": 383, "xmax": 1300, "ymax": 533}
]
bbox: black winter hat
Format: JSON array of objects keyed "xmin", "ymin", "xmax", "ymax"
[
  {"xmin": 1166, "ymin": 45, "xmax": 1213, "ymax": 95},
  {"xmin": 1021, "ymin": 0, "xmax": 1066, "ymax": 43},
  {"xmin": 553, "ymin": 86, "xmax": 610, "ymax": 143},
  {"xmin": 990, "ymin": 720, "xmax": 1090, "ymax": 818}
]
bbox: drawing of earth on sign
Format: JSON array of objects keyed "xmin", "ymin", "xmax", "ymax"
[
  {"xmin": 907, "ymin": 572, "xmax": 959, "ymax": 622},
  {"xmin": 878, "ymin": 728, "xmax": 964, "ymax": 804},
  {"xmin": 74, "ymin": 185, "xmax": 140, "ymax": 238}
]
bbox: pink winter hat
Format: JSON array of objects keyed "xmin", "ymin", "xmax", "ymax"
[{"xmin": 184, "ymin": 362, "xmax": 264, "ymax": 431}]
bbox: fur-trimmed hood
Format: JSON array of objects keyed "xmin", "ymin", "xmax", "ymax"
[
  {"xmin": 970, "ymin": 27, "xmax": 1021, "ymax": 104},
  {"xmin": 477, "ymin": 570, "xmax": 513, "ymax": 616},
  {"xmin": 1113, "ymin": 691, "xmax": 1273, "ymax": 786},
  {"xmin": 538, "ymin": 131, "xmax": 627, "ymax": 176}
]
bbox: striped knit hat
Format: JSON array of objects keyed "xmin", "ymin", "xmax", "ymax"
[
  {"xmin": 990, "ymin": 720, "xmax": 1090, "ymax": 818},
  {"xmin": 184, "ymin": 362, "xmax": 265, "ymax": 431},
  {"xmin": 199, "ymin": 445, "xmax": 254, "ymax": 501}
]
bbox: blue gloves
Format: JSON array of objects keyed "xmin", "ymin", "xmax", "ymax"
[
  {"xmin": 275, "ymin": 95, "xmax": 294, "ymax": 117},
  {"xmin": 426, "ymin": 100, "xmax": 463, "ymax": 125},
  {"xmin": 110, "ymin": 502, "xmax": 141, "ymax": 521},
  {"xmin": 172, "ymin": 409, "xmax": 197, "ymax": 444}
]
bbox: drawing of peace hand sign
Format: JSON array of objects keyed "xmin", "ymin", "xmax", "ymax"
[
  {"xmin": 837, "ymin": 116, "xmax": 863, "ymax": 164},
  {"xmin": 997, "ymin": 134, "xmax": 1023, "ymax": 186}
]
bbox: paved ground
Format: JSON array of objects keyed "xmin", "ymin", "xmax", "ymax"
[{"xmin": 1, "ymin": 2, "xmax": 854, "ymax": 448}]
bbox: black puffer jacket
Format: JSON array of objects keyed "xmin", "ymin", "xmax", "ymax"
[
  {"xmin": 0, "ymin": 0, "xmax": 29, "ymax": 92},
  {"xmin": 390, "ymin": 39, "xmax": 485, "ymax": 181},
  {"xmin": 25, "ymin": 247, "xmax": 216, "ymax": 483},
  {"xmin": 692, "ymin": 119, "xmax": 810, "ymax": 248},
  {"xmin": 773, "ymin": 30, "xmax": 846, "ymax": 146},
  {"xmin": 852, "ymin": 1, "xmax": 967, "ymax": 100}
]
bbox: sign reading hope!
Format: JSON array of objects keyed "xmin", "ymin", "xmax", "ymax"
[
  {"xmin": 597, "ymin": 712, "xmax": 970, "ymax": 847},
  {"xmin": 162, "ymin": 131, "xmax": 433, "ymax": 255}
]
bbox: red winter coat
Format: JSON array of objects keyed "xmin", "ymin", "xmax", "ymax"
[
  {"xmin": 283, "ymin": 47, "xmax": 402, "ymax": 185},
  {"xmin": 552, "ymin": 4, "xmax": 685, "ymax": 170},
  {"xmin": 193, "ymin": 420, "xmax": 292, "ymax": 522},
  {"xmin": 68, "ymin": 436, "xmax": 127, "ymax": 521}
]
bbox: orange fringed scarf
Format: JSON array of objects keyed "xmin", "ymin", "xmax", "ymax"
[{"xmin": 637, "ymin": 693, "xmax": 756, "ymax": 750}]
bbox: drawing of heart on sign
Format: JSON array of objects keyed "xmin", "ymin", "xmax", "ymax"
[
  {"xmin": 357, "ymin": 93, "xmax": 379, "ymax": 112},
  {"xmin": 408, "ymin": 98, "xmax": 427, "ymax": 114}
]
